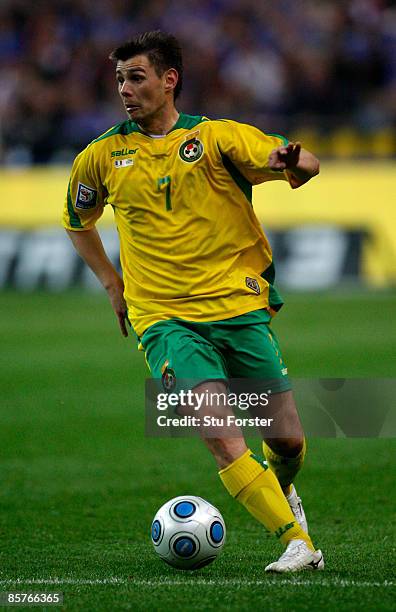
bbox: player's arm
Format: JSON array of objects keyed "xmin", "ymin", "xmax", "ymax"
[
  {"xmin": 63, "ymin": 147, "xmax": 129, "ymax": 337},
  {"xmin": 66, "ymin": 228, "xmax": 129, "ymax": 337},
  {"xmin": 215, "ymin": 121, "xmax": 319, "ymax": 189},
  {"xmin": 268, "ymin": 142, "xmax": 320, "ymax": 189}
]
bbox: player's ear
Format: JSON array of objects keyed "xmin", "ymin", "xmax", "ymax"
[{"xmin": 164, "ymin": 68, "xmax": 178, "ymax": 96}]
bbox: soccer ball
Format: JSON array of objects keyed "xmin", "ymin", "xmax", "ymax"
[{"xmin": 151, "ymin": 495, "xmax": 226, "ymax": 570}]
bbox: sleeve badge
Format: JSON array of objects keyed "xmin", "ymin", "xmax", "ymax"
[{"xmin": 75, "ymin": 182, "xmax": 98, "ymax": 209}]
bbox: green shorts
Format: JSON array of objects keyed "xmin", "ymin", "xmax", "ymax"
[{"xmin": 140, "ymin": 309, "xmax": 291, "ymax": 394}]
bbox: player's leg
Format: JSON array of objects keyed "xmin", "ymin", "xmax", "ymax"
[
  {"xmin": 201, "ymin": 383, "xmax": 323, "ymax": 572},
  {"xmin": 141, "ymin": 319, "xmax": 322, "ymax": 570},
  {"xmin": 219, "ymin": 311, "xmax": 309, "ymax": 529},
  {"xmin": 258, "ymin": 389, "xmax": 308, "ymax": 532},
  {"xmin": 193, "ymin": 380, "xmax": 315, "ymax": 554}
]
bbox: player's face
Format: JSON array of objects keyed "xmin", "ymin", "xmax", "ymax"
[{"xmin": 116, "ymin": 55, "xmax": 170, "ymax": 123}]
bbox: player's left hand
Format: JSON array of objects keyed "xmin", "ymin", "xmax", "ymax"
[{"xmin": 268, "ymin": 142, "xmax": 301, "ymax": 171}]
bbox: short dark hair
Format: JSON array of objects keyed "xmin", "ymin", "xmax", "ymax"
[{"xmin": 109, "ymin": 31, "xmax": 183, "ymax": 100}]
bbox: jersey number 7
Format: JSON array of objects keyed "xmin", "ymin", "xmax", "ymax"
[{"xmin": 157, "ymin": 176, "xmax": 172, "ymax": 211}]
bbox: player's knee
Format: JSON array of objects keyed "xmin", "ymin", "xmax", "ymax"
[{"xmin": 270, "ymin": 436, "xmax": 304, "ymax": 458}]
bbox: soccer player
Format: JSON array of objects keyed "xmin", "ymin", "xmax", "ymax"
[{"xmin": 63, "ymin": 31, "xmax": 324, "ymax": 572}]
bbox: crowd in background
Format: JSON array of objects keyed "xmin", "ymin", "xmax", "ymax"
[{"xmin": 0, "ymin": 0, "xmax": 395, "ymax": 164}]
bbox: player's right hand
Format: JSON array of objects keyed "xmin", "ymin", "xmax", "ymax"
[{"xmin": 106, "ymin": 279, "xmax": 129, "ymax": 337}]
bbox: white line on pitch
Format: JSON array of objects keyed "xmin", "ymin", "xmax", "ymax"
[{"xmin": 0, "ymin": 578, "xmax": 394, "ymax": 588}]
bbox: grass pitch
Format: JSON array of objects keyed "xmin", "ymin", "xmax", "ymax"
[{"xmin": 0, "ymin": 291, "xmax": 395, "ymax": 611}]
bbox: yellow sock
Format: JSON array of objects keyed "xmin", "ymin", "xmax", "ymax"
[
  {"xmin": 263, "ymin": 438, "xmax": 307, "ymax": 494},
  {"xmin": 219, "ymin": 449, "xmax": 314, "ymax": 550}
]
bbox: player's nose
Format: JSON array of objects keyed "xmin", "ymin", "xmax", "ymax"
[{"xmin": 120, "ymin": 82, "xmax": 133, "ymax": 97}]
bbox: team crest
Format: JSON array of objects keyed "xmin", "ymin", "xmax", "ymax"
[
  {"xmin": 162, "ymin": 366, "xmax": 176, "ymax": 391},
  {"xmin": 179, "ymin": 137, "xmax": 204, "ymax": 163}
]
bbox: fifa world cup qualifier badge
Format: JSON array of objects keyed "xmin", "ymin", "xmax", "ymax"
[
  {"xmin": 179, "ymin": 134, "xmax": 204, "ymax": 163},
  {"xmin": 75, "ymin": 182, "xmax": 98, "ymax": 210}
]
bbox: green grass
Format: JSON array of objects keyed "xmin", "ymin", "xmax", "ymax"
[{"xmin": 0, "ymin": 291, "xmax": 395, "ymax": 611}]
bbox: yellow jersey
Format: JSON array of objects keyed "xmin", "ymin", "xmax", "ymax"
[{"xmin": 63, "ymin": 113, "xmax": 291, "ymax": 337}]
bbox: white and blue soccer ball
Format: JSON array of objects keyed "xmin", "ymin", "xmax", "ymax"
[{"xmin": 151, "ymin": 495, "xmax": 226, "ymax": 570}]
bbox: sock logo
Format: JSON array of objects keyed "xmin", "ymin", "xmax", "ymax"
[
  {"xmin": 250, "ymin": 453, "xmax": 269, "ymax": 471},
  {"xmin": 275, "ymin": 521, "xmax": 295, "ymax": 539}
]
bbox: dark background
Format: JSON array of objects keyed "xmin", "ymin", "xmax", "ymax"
[{"xmin": 1, "ymin": 0, "xmax": 395, "ymax": 164}]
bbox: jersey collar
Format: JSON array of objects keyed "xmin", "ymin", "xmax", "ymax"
[{"xmin": 135, "ymin": 112, "xmax": 206, "ymax": 137}]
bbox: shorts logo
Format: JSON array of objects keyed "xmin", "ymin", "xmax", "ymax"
[
  {"xmin": 246, "ymin": 277, "xmax": 260, "ymax": 295},
  {"xmin": 75, "ymin": 182, "xmax": 97, "ymax": 210},
  {"xmin": 162, "ymin": 367, "xmax": 176, "ymax": 392},
  {"xmin": 179, "ymin": 136, "xmax": 204, "ymax": 163}
]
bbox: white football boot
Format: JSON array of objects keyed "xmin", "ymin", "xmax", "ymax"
[
  {"xmin": 265, "ymin": 539, "xmax": 324, "ymax": 573},
  {"xmin": 286, "ymin": 485, "xmax": 308, "ymax": 533}
]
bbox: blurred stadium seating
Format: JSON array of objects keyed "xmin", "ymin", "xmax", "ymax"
[{"xmin": 0, "ymin": 0, "xmax": 395, "ymax": 163}]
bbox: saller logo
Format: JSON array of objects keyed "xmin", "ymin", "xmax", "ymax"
[
  {"xmin": 246, "ymin": 277, "xmax": 260, "ymax": 294},
  {"xmin": 179, "ymin": 137, "xmax": 204, "ymax": 163},
  {"xmin": 111, "ymin": 148, "xmax": 139, "ymax": 157}
]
